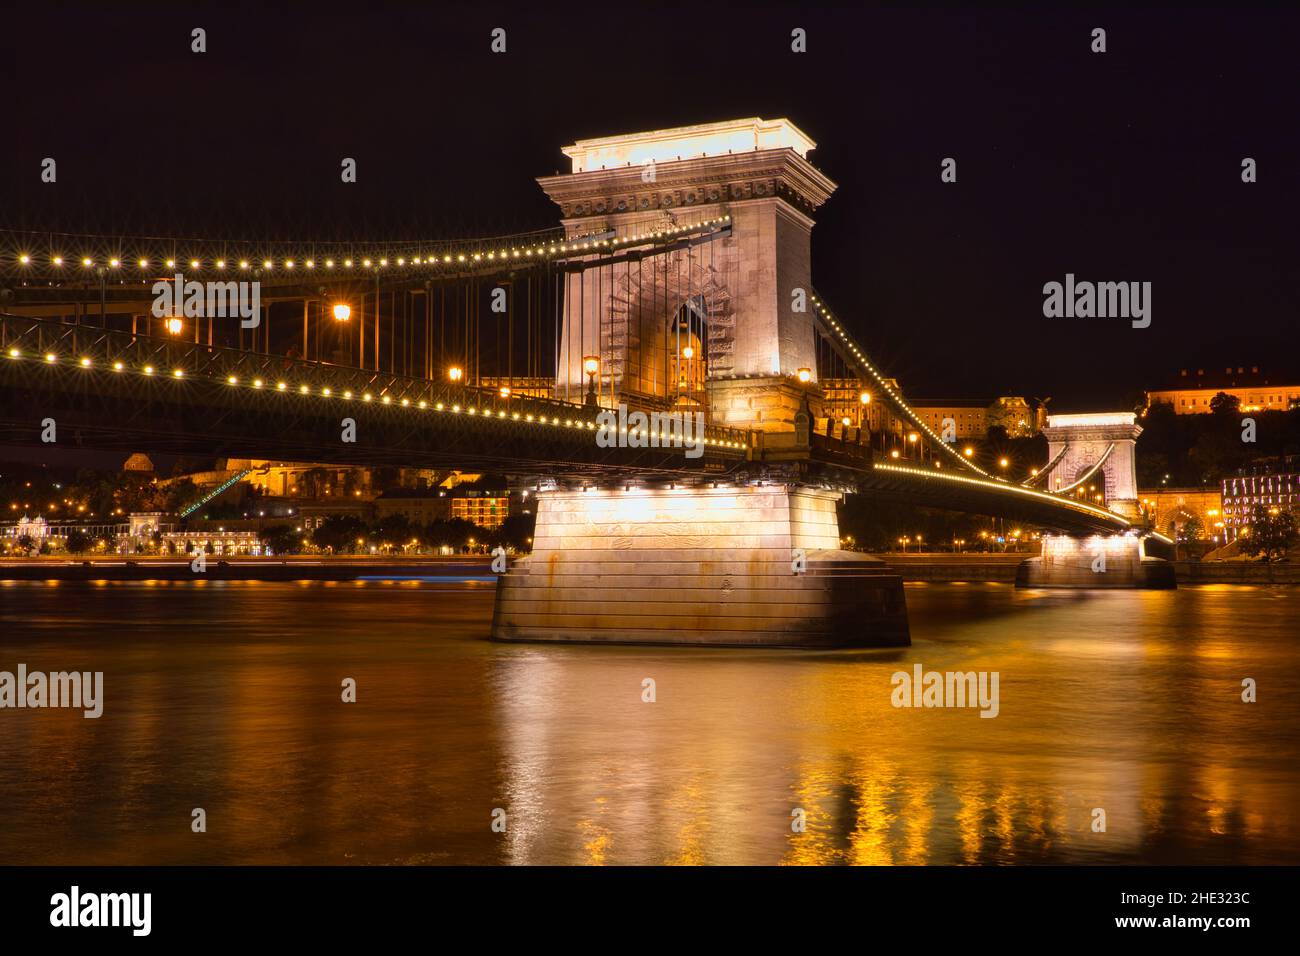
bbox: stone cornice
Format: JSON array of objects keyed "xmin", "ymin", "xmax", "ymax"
[
  {"xmin": 536, "ymin": 148, "xmax": 837, "ymax": 221},
  {"xmin": 1043, "ymin": 423, "xmax": 1143, "ymax": 443}
]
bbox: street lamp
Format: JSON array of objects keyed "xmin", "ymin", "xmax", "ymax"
[
  {"xmin": 583, "ymin": 355, "xmax": 600, "ymax": 407},
  {"xmin": 165, "ymin": 316, "xmax": 183, "ymax": 336},
  {"xmin": 796, "ymin": 367, "xmax": 812, "ymax": 383},
  {"xmin": 448, "ymin": 366, "xmax": 464, "ymax": 383},
  {"xmin": 499, "ymin": 385, "xmax": 511, "ymax": 398},
  {"xmin": 332, "ymin": 303, "xmax": 351, "ymax": 322}
]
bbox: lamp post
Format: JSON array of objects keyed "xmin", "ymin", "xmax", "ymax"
[
  {"xmin": 583, "ymin": 355, "xmax": 600, "ymax": 407},
  {"xmin": 331, "ymin": 302, "xmax": 352, "ymax": 364},
  {"xmin": 448, "ymin": 365, "xmax": 464, "ymax": 383}
]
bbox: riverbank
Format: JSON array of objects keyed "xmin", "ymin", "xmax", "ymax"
[
  {"xmin": 2, "ymin": 553, "xmax": 1297, "ymax": 584},
  {"xmin": 0, "ymin": 555, "xmax": 494, "ymax": 581},
  {"xmin": 881, "ymin": 553, "xmax": 1300, "ymax": 584}
]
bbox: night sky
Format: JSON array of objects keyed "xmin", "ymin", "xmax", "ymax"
[{"xmin": 5, "ymin": 4, "xmax": 1297, "ymax": 410}]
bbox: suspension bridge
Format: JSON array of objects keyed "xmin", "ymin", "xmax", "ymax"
[{"xmin": 0, "ymin": 117, "xmax": 1171, "ymax": 646}]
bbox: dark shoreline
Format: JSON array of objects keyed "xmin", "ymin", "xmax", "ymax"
[{"xmin": 0, "ymin": 558, "xmax": 494, "ymax": 582}]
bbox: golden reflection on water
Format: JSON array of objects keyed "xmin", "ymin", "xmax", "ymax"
[{"xmin": 0, "ymin": 580, "xmax": 1296, "ymax": 865}]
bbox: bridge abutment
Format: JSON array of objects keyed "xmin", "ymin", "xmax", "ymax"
[
  {"xmin": 491, "ymin": 483, "xmax": 909, "ymax": 647},
  {"xmin": 1016, "ymin": 533, "xmax": 1175, "ymax": 589}
]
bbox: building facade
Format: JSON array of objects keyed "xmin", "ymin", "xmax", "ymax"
[
  {"xmin": 1221, "ymin": 456, "xmax": 1300, "ymax": 543},
  {"xmin": 1147, "ymin": 367, "xmax": 1300, "ymax": 414}
]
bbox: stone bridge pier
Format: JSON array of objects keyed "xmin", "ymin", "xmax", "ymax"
[{"xmin": 1017, "ymin": 412, "xmax": 1175, "ymax": 589}]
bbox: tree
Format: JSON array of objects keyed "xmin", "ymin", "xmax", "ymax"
[
  {"xmin": 1209, "ymin": 391, "xmax": 1241, "ymax": 416},
  {"xmin": 64, "ymin": 529, "xmax": 91, "ymax": 554},
  {"xmin": 489, "ymin": 513, "xmax": 536, "ymax": 551},
  {"xmin": 1173, "ymin": 514, "xmax": 1206, "ymax": 560},
  {"xmin": 16, "ymin": 534, "xmax": 35, "ymax": 555},
  {"xmin": 371, "ymin": 513, "xmax": 415, "ymax": 551},
  {"xmin": 311, "ymin": 514, "xmax": 368, "ymax": 554},
  {"xmin": 259, "ymin": 523, "xmax": 298, "ymax": 556},
  {"xmin": 1238, "ymin": 504, "xmax": 1297, "ymax": 562}
]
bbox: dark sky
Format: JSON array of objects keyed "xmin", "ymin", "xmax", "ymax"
[{"xmin": 5, "ymin": 3, "xmax": 1297, "ymax": 409}]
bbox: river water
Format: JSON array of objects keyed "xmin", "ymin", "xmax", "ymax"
[{"xmin": 1, "ymin": 579, "xmax": 1296, "ymax": 865}]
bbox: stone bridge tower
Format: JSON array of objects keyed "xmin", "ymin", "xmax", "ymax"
[
  {"xmin": 1039, "ymin": 412, "xmax": 1143, "ymax": 521},
  {"xmin": 536, "ymin": 117, "xmax": 837, "ymax": 449}
]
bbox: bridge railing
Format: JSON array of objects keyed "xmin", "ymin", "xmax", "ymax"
[{"xmin": 0, "ymin": 313, "xmax": 751, "ymax": 454}]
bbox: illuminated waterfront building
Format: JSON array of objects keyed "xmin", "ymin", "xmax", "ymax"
[
  {"xmin": 1221, "ymin": 456, "xmax": 1300, "ymax": 542},
  {"xmin": 1146, "ymin": 366, "xmax": 1300, "ymax": 414}
]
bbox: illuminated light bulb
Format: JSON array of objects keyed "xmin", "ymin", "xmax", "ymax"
[
  {"xmin": 448, "ymin": 366, "xmax": 463, "ymax": 383},
  {"xmin": 322, "ymin": 388, "xmax": 331, "ymax": 397},
  {"xmin": 18, "ymin": 254, "xmax": 30, "ymax": 265},
  {"xmin": 82, "ymin": 257, "xmax": 93, "ymax": 267},
  {"xmin": 343, "ymin": 390, "xmax": 353, "ymax": 399},
  {"xmin": 79, "ymin": 357, "xmax": 91, "ymax": 367},
  {"xmin": 190, "ymin": 259, "xmax": 199, "ymax": 269},
  {"xmin": 305, "ymin": 260, "xmax": 314, "ymax": 269},
  {"xmin": 796, "ymin": 367, "xmax": 811, "ymax": 383},
  {"xmin": 499, "ymin": 386, "xmax": 511, "ymax": 398},
  {"xmin": 143, "ymin": 365, "xmax": 154, "ymax": 375},
  {"xmin": 285, "ymin": 260, "xmax": 294, "ymax": 269},
  {"xmin": 227, "ymin": 376, "xmax": 238, "ymax": 385},
  {"xmin": 138, "ymin": 258, "xmax": 149, "ymax": 268},
  {"xmin": 263, "ymin": 260, "xmax": 272, "ymax": 269},
  {"xmin": 332, "ymin": 303, "xmax": 350, "ymax": 322},
  {"xmin": 6, "ymin": 348, "xmax": 18, "ymax": 358},
  {"xmin": 277, "ymin": 381, "xmax": 287, "ymax": 390},
  {"xmin": 112, "ymin": 361, "xmax": 123, "ymax": 371},
  {"xmin": 52, "ymin": 256, "xmax": 63, "ymax": 266},
  {"xmin": 325, "ymin": 259, "xmax": 334, "ymax": 268},
  {"xmin": 299, "ymin": 384, "xmax": 309, "ymax": 394},
  {"xmin": 172, "ymin": 369, "xmax": 184, "ymax": 378},
  {"xmin": 44, "ymin": 353, "xmax": 56, "ymax": 363},
  {"xmin": 253, "ymin": 378, "xmax": 264, "ymax": 388},
  {"xmin": 216, "ymin": 260, "xmax": 226, "ymax": 269}
]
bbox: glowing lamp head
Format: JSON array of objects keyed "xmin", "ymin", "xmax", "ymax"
[
  {"xmin": 332, "ymin": 303, "xmax": 351, "ymax": 322},
  {"xmin": 841, "ymin": 416, "xmax": 851, "ymax": 427},
  {"xmin": 681, "ymin": 345, "xmax": 695, "ymax": 360},
  {"xmin": 448, "ymin": 366, "xmax": 464, "ymax": 383},
  {"xmin": 583, "ymin": 355, "xmax": 600, "ymax": 376},
  {"xmin": 908, "ymin": 432, "xmax": 919, "ymax": 443},
  {"xmin": 165, "ymin": 317, "xmax": 183, "ymax": 335},
  {"xmin": 498, "ymin": 386, "xmax": 511, "ymax": 398},
  {"xmin": 859, "ymin": 391, "xmax": 871, "ymax": 405},
  {"xmin": 796, "ymin": 367, "xmax": 812, "ymax": 383}
]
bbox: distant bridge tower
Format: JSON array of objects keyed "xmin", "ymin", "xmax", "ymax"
[
  {"xmin": 1019, "ymin": 411, "xmax": 1174, "ymax": 589},
  {"xmin": 536, "ymin": 117, "xmax": 837, "ymax": 447},
  {"xmin": 1039, "ymin": 412, "xmax": 1143, "ymax": 521}
]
